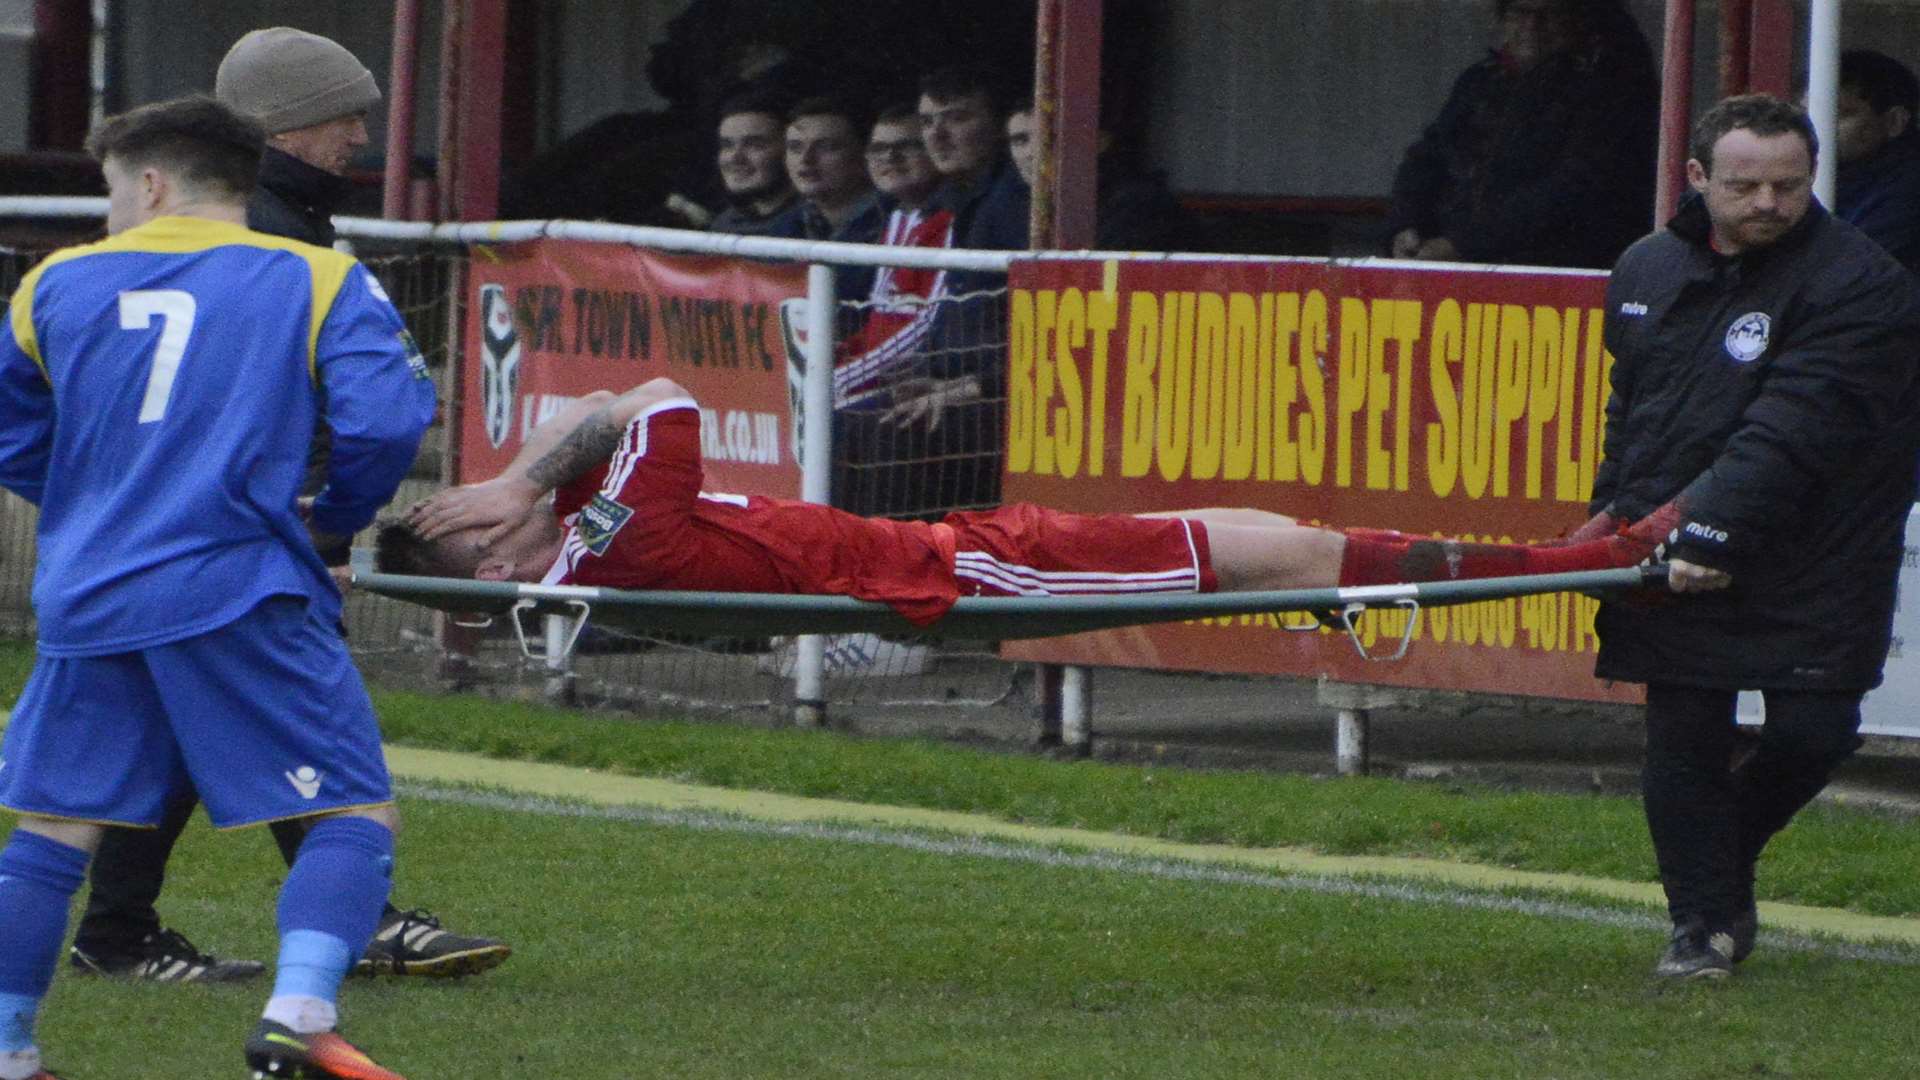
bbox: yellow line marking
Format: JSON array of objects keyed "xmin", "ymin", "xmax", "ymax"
[{"xmin": 383, "ymin": 744, "xmax": 1920, "ymax": 949}]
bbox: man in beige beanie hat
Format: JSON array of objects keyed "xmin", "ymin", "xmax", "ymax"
[
  {"xmin": 67, "ymin": 27, "xmax": 513, "ymax": 996},
  {"xmin": 212, "ymin": 26, "xmax": 381, "ymax": 245}
]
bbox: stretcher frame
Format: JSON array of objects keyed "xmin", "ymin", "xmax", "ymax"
[{"xmin": 354, "ymin": 565, "xmax": 1667, "ymax": 665}]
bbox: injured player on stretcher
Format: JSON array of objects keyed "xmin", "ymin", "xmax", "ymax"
[{"xmin": 380, "ymin": 378, "xmax": 1708, "ymax": 628}]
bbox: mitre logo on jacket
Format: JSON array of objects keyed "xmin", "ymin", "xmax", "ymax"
[{"xmin": 1683, "ymin": 520, "xmax": 1730, "ymax": 546}]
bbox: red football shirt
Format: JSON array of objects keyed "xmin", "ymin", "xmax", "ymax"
[
  {"xmin": 545, "ymin": 400, "xmax": 961, "ymax": 625},
  {"xmin": 544, "ymin": 399, "xmax": 1216, "ymax": 626}
]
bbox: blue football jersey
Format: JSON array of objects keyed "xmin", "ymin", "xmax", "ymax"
[{"xmin": 0, "ymin": 215, "xmax": 435, "ymax": 656}]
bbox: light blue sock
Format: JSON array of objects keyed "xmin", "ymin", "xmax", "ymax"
[
  {"xmin": 272, "ymin": 817, "xmax": 394, "ymax": 1005},
  {"xmin": 271, "ymin": 930, "xmax": 353, "ymax": 1003},
  {"xmin": 0, "ymin": 830, "xmax": 90, "ymax": 1052},
  {"xmin": 0, "ymin": 992, "xmax": 39, "ymax": 1056}
]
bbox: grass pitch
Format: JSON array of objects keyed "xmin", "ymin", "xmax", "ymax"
[
  {"xmin": 0, "ymin": 645, "xmax": 1918, "ymax": 1076},
  {"xmin": 16, "ymin": 788, "xmax": 1920, "ymax": 1079}
]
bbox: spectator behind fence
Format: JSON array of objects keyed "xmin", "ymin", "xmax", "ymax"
[
  {"xmin": 1387, "ymin": 0, "xmax": 1658, "ymax": 268},
  {"xmin": 498, "ymin": 37, "xmax": 821, "ymax": 229},
  {"xmin": 831, "ymin": 104, "xmax": 959, "ymax": 514},
  {"xmin": 784, "ymin": 95, "xmax": 884, "ymax": 242},
  {"xmin": 1833, "ymin": 49, "xmax": 1920, "ymax": 274},
  {"xmin": 781, "ymin": 95, "xmax": 886, "ymax": 304},
  {"xmin": 920, "ymin": 66, "xmax": 1029, "ymax": 255},
  {"xmin": 824, "ymin": 66, "xmax": 1029, "ymax": 517},
  {"xmin": 55, "ymin": 28, "xmax": 510, "ymax": 999},
  {"xmin": 1005, "ymin": 97, "xmax": 1190, "ymax": 252},
  {"xmin": 709, "ymin": 91, "xmax": 801, "ymax": 235}
]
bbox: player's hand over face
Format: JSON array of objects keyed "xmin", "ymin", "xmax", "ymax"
[
  {"xmin": 1665, "ymin": 557, "xmax": 1732, "ymax": 593},
  {"xmin": 407, "ymin": 477, "xmax": 539, "ymax": 547}
]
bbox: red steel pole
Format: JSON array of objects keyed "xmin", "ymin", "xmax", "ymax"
[
  {"xmin": 449, "ymin": 0, "xmax": 505, "ymax": 222},
  {"xmin": 1030, "ymin": 0, "xmax": 1105, "ymax": 250},
  {"xmin": 382, "ymin": 0, "xmax": 423, "ymax": 219},
  {"xmin": 1030, "ymin": 0, "xmax": 1058, "ymax": 250},
  {"xmin": 1719, "ymin": 0, "xmax": 1751, "ymax": 96},
  {"xmin": 1655, "ymin": 0, "xmax": 1697, "ymax": 226},
  {"xmin": 1747, "ymin": 0, "xmax": 1793, "ymax": 96},
  {"xmin": 435, "ymin": 0, "xmax": 461, "ymax": 221},
  {"xmin": 1049, "ymin": 0, "xmax": 1103, "ymax": 250}
]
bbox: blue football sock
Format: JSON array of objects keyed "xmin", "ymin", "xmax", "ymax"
[
  {"xmin": 0, "ymin": 830, "xmax": 90, "ymax": 1052},
  {"xmin": 272, "ymin": 816, "xmax": 394, "ymax": 1004}
]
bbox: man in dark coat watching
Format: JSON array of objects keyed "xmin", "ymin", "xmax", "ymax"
[
  {"xmin": 1593, "ymin": 93, "xmax": 1920, "ymax": 979},
  {"xmin": 66, "ymin": 27, "xmax": 510, "ymax": 988},
  {"xmin": 830, "ymin": 66, "xmax": 1028, "ymax": 519},
  {"xmin": 1833, "ymin": 49, "xmax": 1920, "ymax": 275},
  {"xmin": 709, "ymin": 91, "xmax": 802, "ymax": 236},
  {"xmin": 1387, "ymin": 0, "xmax": 1658, "ymax": 268}
]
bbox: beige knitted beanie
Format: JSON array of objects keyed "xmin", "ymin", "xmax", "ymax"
[{"xmin": 215, "ymin": 27, "xmax": 380, "ymax": 134}]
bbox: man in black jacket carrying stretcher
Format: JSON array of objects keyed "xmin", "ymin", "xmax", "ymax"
[{"xmin": 1593, "ymin": 94, "xmax": 1920, "ymax": 979}]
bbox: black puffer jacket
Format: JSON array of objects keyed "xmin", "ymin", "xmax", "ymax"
[
  {"xmin": 1592, "ymin": 194, "xmax": 1920, "ymax": 690},
  {"xmin": 248, "ymin": 147, "xmax": 351, "ymax": 247}
]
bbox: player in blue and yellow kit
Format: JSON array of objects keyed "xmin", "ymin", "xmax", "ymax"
[{"xmin": 0, "ymin": 97, "xmax": 433, "ymax": 1080}]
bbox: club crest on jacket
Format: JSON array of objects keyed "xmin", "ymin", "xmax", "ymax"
[{"xmin": 1724, "ymin": 312, "xmax": 1771, "ymax": 363}]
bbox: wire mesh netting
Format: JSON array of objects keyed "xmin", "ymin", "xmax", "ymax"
[{"xmin": 0, "ymin": 237, "xmax": 1027, "ymax": 727}]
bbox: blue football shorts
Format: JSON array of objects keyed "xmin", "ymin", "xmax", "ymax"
[{"xmin": 0, "ymin": 594, "xmax": 392, "ymax": 829}]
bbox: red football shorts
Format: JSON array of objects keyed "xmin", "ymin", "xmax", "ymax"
[{"xmin": 939, "ymin": 504, "xmax": 1218, "ymax": 598}]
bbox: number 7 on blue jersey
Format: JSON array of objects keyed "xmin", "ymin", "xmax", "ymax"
[{"xmin": 119, "ymin": 288, "xmax": 197, "ymax": 423}]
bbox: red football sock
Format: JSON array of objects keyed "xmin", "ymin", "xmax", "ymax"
[{"xmin": 1336, "ymin": 500, "xmax": 1684, "ymax": 587}]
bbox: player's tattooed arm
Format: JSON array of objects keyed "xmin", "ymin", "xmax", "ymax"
[
  {"xmin": 406, "ymin": 390, "xmax": 619, "ymax": 541},
  {"xmin": 524, "ymin": 406, "xmax": 622, "ymax": 491}
]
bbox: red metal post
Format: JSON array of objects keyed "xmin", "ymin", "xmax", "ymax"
[
  {"xmin": 1654, "ymin": 0, "xmax": 1697, "ymax": 226},
  {"xmin": 1030, "ymin": 0, "xmax": 1058, "ymax": 250},
  {"xmin": 438, "ymin": 0, "xmax": 506, "ymax": 222},
  {"xmin": 30, "ymin": 0, "xmax": 91, "ymax": 152},
  {"xmin": 1050, "ymin": 0, "xmax": 1103, "ymax": 250},
  {"xmin": 1030, "ymin": 0, "xmax": 1104, "ymax": 251},
  {"xmin": 382, "ymin": 0, "xmax": 423, "ymax": 219},
  {"xmin": 435, "ymin": 1, "xmax": 460, "ymax": 221},
  {"xmin": 1746, "ymin": 0, "xmax": 1793, "ymax": 96},
  {"xmin": 1719, "ymin": 0, "xmax": 1751, "ymax": 96}
]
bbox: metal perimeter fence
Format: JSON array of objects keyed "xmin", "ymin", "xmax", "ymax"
[{"xmin": 0, "ymin": 204, "xmax": 1046, "ymax": 732}]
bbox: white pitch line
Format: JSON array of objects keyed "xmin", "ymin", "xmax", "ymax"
[{"xmin": 396, "ymin": 780, "xmax": 1920, "ymax": 967}]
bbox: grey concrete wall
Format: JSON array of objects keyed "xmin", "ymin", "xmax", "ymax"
[
  {"xmin": 0, "ymin": 32, "xmax": 29, "ymax": 152},
  {"xmin": 0, "ymin": 0, "xmax": 32, "ymax": 152}
]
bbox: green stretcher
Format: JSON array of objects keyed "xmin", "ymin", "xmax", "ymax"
[{"xmin": 353, "ymin": 565, "xmax": 1666, "ymax": 664}]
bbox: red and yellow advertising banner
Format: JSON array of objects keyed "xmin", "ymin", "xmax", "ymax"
[
  {"xmin": 459, "ymin": 238, "xmax": 806, "ymax": 496},
  {"xmin": 1001, "ymin": 256, "xmax": 1639, "ymax": 703}
]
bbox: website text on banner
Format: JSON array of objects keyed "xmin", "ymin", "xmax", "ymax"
[
  {"xmin": 460, "ymin": 238, "xmax": 805, "ymax": 493},
  {"xmin": 1000, "ymin": 256, "xmax": 1636, "ymax": 704}
]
